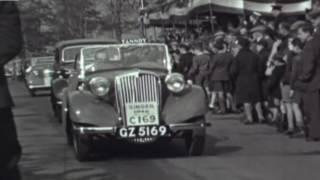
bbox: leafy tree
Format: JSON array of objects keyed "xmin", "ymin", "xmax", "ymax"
[
  {"xmin": 19, "ymin": 0, "xmax": 102, "ymax": 54},
  {"xmin": 102, "ymin": 0, "xmax": 142, "ymax": 40},
  {"xmin": 19, "ymin": 0, "xmax": 57, "ymax": 54},
  {"xmin": 54, "ymin": 0, "xmax": 101, "ymax": 39}
]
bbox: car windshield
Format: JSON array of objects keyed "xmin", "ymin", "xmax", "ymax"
[
  {"xmin": 63, "ymin": 46, "xmax": 84, "ymax": 62},
  {"xmin": 82, "ymin": 44, "xmax": 168, "ymax": 72},
  {"xmin": 30, "ymin": 57, "xmax": 54, "ymax": 69}
]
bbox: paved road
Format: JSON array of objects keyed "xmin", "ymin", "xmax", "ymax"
[{"xmin": 9, "ymin": 80, "xmax": 320, "ymax": 180}]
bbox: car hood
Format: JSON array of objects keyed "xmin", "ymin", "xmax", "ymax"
[
  {"xmin": 31, "ymin": 64, "xmax": 54, "ymax": 70},
  {"xmin": 85, "ymin": 68, "xmax": 167, "ymax": 82}
]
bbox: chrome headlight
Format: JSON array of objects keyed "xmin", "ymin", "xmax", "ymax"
[
  {"xmin": 43, "ymin": 69, "xmax": 53, "ymax": 75},
  {"xmin": 25, "ymin": 67, "xmax": 32, "ymax": 73},
  {"xmin": 165, "ymin": 73, "xmax": 185, "ymax": 93},
  {"xmin": 89, "ymin": 77, "xmax": 111, "ymax": 97}
]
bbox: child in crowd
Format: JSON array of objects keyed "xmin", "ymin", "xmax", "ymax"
[
  {"xmin": 208, "ymin": 39, "xmax": 233, "ymax": 113},
  {"xmin": 188, "ymin": 42, "xmax": 211, "ymax": 88},
  {"xmin": 265, "ymin": 56, "xmax": 286, "ymax": 127},
  {"xmin": 285, "ymin": 38, "xmax": 305, "ymax": 137}
]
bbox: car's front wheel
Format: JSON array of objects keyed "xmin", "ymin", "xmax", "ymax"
[
  {"xmin": 72, "ymin": 129, "xmax": 92, "ymax": 162},
  {"xmin": 184, "ymin": 118, "xmax": 206, "ymax": 156}
]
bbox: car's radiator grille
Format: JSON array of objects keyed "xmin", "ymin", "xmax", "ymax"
[{"xmin": 114, "ymin": 72, "xmax": 161, "ymax": 123}]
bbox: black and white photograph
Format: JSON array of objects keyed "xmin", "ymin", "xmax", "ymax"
[{"xmin": 1, "ymin": 0, "xmax": 320, "ymax": 179}]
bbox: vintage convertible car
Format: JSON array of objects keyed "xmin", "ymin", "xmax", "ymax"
[
  {"xmin": 50, "ymin": 39, "xmax": 118, "ymax": 120},
  {"xmin": 61, "ymin": 42, "xmax": 209, "ymax": 161},
  {"xmin": 24, "ymin": 56, "xmax": 54, "ymax": 96}
]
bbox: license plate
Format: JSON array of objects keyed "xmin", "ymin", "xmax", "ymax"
[
  {"xmin": 118, "ymin": 126, "xmax": 168, "ymax": 138},
  {"xmin": 125, "ymin": 102, "xmax": 159, "ymax": 126},
  {"xmin": 44, "ymin": 77, "xmax": 52, "ymax": 86}
]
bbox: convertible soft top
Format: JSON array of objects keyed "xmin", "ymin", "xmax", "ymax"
[{"xmin": 55, "ymin": 38, "xmax": 118, "ymax": 50}]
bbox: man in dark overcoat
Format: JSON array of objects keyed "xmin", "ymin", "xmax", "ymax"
[
  {"xmin": 0, "ymin": 1, "xmax": 23, "ymax": 179},
  {"xmin": 230, "ymin": 37, "xmax": 264, "ymax": 124},
  {"xmin": 296, "ymin": 10, "xmax": 320, "ymax": 141},
  {"xmin": 297, "ymin": 8, "xmax": 320, "ymax": 140}
]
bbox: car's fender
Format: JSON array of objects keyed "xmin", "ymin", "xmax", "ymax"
[
  {"xmin": 162, "ymin": 85, "xmax": 208, "ymax": 124},
  {"xmin": 66, "ymin": 90, "xmax": 118, "ymax": 127}
]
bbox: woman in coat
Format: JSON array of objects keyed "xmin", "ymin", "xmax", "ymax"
[{"xmin": 230, "ymin": 37, "xmax": 265, "ymax": 124}]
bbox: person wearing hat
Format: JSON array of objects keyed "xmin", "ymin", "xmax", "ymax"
[
  {"xmin": 208, "ymin": 39, "xmax": 233, "ymax": 113},
  {"xmin": 272, "ymin": 4, "xmax": 282, "ymax": 17},
  {"xmin": 271, "ymin": 4, "xmax": 284, "ymax": 30},
  {"xmin": 250, "ymin": 25, "xmax": 267, "ymax": 52},
  {"xmin": 178, "ymin": 44, "xmax": 194, "ymax": 78},
  {"xmin": 188, "ymin": 42, "xmax": 210, "ymax": 87},
  {"xmin": 295, "ymin": 22, "xmax": 320, "ymax": 141},
  {"xmin": 250, "ymin": 25, "xmax": 266, "ymax": 41},
  {"xmin": 230, "ymin": 37, "xmax": 265, "ymax": 124}
]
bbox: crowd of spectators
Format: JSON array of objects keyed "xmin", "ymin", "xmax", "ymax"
[{"xmin": 160, "ymin": 5, "xmax": 320, "ymax": 142}]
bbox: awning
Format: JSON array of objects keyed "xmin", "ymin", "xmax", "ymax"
[
  {"xmin": 244, "ymin": 0, "xmax": 312, "ymax": 14},
  {"xmin": 146, "ymin": 0, "xmax": 312, "ymax": 24}
]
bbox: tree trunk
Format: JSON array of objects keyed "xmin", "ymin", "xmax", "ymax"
[{"xmin": 115, "ymin": 0, "xmax": 122, "ymax": 41}]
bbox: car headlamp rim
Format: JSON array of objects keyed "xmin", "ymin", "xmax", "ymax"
[
  {"xmin": 43, "ymin": 69, "xmax": 53, "ymax": 74},
  {"xmin": 165, "ymin": 73, "xmax": 185, "ymax": 93},
  {"xmin": 89, "ymin": 77, "xmax": 111, "ymax": 97}
]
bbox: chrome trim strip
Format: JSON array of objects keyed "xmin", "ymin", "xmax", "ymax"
[
  {"xmin": 74, "ymin": 126, "xmax": 117, "ymax": 134},
  {"xmin": 169, "ymin": 122, "xmax": 210, "ymax": 131},
  {"xmin": 72, "ymin": 122, "xmax": 210, "ymax": 135},
  {"xmin": 28, "ymin": 85, "xmax": 51, "ymax": 89}
]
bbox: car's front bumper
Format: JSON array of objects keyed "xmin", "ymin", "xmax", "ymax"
[
  {"xmin": 28, "ymin": 84, "xmax": 51, "ymax": 90},
  {"xmin": 73, "ymin": 122, "xmax": 211, "ymax": 135}
]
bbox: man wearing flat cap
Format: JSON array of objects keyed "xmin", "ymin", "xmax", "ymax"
[
  {"xmin": 0, "ymin": 1, "xmax": 23, "ymax": 180},
  {"xmin": 250, "ymin": 25, "xmax": 272, "ymax": 52},
  {"xmin": 250, "ymin": 25, "xmax": 266, "ymax": 40}
]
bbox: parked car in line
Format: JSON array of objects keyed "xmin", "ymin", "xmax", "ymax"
[
  {"xmin": 24, "ymin": 56, "xmax": 54, "ymax": 96},
  {"xmin": 60, "ymin": 42, "xmax": 209, "ymax": 161},
  {"xmin": 50, "ymin": 39, "xmax": 118, "ymax": 120}
]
